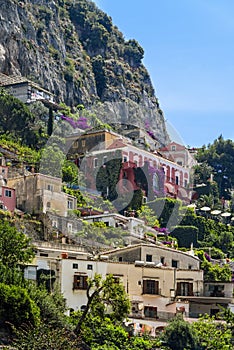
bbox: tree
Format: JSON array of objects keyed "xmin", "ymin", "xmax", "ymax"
[
  {"xmin": 137, "ymin": 205, "xmax": 159, "ymax": 227},
  {"xmin": 0, "ymin": 261, "xmax": 26, "ymax": 286},
  {"xmin": 195, "ymin": 136, "xmax": 234, "ymax": 199},
  {"xmin": 95, "ymin": 157, "xmax": 123, "ymax": 202},
  {"xmin": 0, "ymin": 221, "xmax": 39, "ymax": 330},
  {"xmin": 0, "ymin": 221, "xmax": 34, "ymax": 268},
  {"xmin": 0, "ymin": 90, "xmax": 38, "ymax": 147},
  {"xmin": 40, "ymin": 144, "xmax": 65, "ymax": 177},
  {"xmin": 27, "ymin": 283, "xmax": 69, "ymax": 328},
  {"xmin": 193, "ymin": 162, "xmax": 213, "ymax": 186},
  {"xmin": 0, "ymin": 283, "xmax": 40, "ymax": 328},
  {"xmin": 74, "ymin": 274, "xmax": 130, "ymax": 335},
  {"xmin": 12, "ymin": 323, "xmax": 83, "ymax": 350},
  {"xmin": 192, "ymin": 315, "xmax": 233, "ymax": 350},
  {"xmin": 62, "ymin": 159, "xmax": 78, "ymax": 184},
  {"xmin": 71, "ymin": 311, "xmax": 158, "ymax": 350},
  {"xmin": 218, "ymin": 231, "xmax": 233, "ymax": 254},
  {"xmin": 196, "ymin": 250, "xmax": 232, "ymax": 282},
  {"xmin": 148, "ymin": 197, "xmax": 182, "ymax": 229},
  {"xmin": 162, "ymin": 315, "xmax": 198, "ymax": 350},
  {"xmin": 80, "ymin": 317, "xmax": 129, "ymax": 350},
  {"xmin": 171, "ymin": 225, "xmax": 199, "ymax": 248},
  {"xmin": 47, "ymin": 107, "xmax": 54, "ymax": 136}
]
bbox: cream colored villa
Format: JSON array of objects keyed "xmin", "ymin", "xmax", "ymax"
[{"xmin": 25, "ymin": 241, "xmax": 234, "ymax": 332}]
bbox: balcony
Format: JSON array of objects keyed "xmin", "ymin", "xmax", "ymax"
[{"xmin": 204, "ymin": 282, "xmax": 234, "ymax": 299}]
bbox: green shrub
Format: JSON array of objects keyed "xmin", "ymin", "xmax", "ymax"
[
  {"xmin": 0, "ymin": 283, "xmax": 40, "ymax": 327},
  {"xmin": 171, "ymin": 225, "xmax": 199, "ymax": 248}
]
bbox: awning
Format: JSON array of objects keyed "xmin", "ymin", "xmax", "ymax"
[
  {"xmin": 221, "ymin": 212, "xmax": 231, "ymax": 217},
  {"xmin": 164, "ymin": 183, "xmax": 176, "ymax": 194},
  {"xmin": 200, "ymin": 206, "xmax": 211, "ymax": 211},
  {"xmin": 177, "ymin": 187, "xmax": 188, "ymax": 198},
  {"xmin": 211, "ymin": 210, "xmax": 221, "ymax": 215}
]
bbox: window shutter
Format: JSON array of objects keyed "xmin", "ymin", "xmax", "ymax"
[
  {"xmin": 188, "ymin": 283, "xmax": 193, "ymax": 296},
  {"xmin": 176, "ymin": 282, "xmax": 181, "ymax": 296},
  {"xmin": 143, "ymin": 280, "xmax": 147, "ymax": 294},
  {"xmin": 73, "ymin": 275, "xmax": 78, "ymax": 289},
  {"xmin": 155, "ymin": 281, "xmax": 159, "ymax": 294},
  {"xmin": 84, "ymin": 276, "xmax": 88, "ymax": 289}
]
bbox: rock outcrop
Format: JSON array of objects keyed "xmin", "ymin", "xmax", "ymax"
[{"xmin": 0, "ymin": 0, "xmax": 169, "ymax": 145}]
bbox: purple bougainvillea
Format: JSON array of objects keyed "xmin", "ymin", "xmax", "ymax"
[
  {"xmin": 204, "ymin": 252, "xmax": 211, "ymax": 262},
  {"xmin": 153, "ymin": 226, "xmax": 170, "ymax": 235},
  {"xmin": 144, "ymin": 120, "xmax": 157, "ymax": 140},
  {"xmin": 77, "ymin": 117, "xmax": 90, "ymax": 130},
  {"xmin": 61, "ymin": 115, "xmax": 90, "ymax": 130},
  {"xmin": 148, "ymin": 164, "xmax": 166, "ymax": 197},
  {"xmin": 161, "ymin": 241, "xmax": 172, "ymax": 245}
]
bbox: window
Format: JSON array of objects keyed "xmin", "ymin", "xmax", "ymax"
[
  {"xmin": 80, "ymin": 305, "xmax": 86, "ymax": 311},
  {"xmin": 73, "ymin": 263, "xmax": 78, "ymax": 269},
  {"xmin": 143, "ymin": 280, "xmax": 159, "ymax": 295},
  {"xmin": 103, "ymin": 156, "xmax": 107, "ymax": 165},
  {"xmin": 47, "ymin": 184, "xmax": 53, "ymax": 191},
  {"xmin": 67, "ymin": 223, "xmax": 73, "ymax": 233},
  {"xmin": 146, "ymin": 254, "xmax": 152, "ymax": 262},
  {"xmin": 172, "ymin": 260, "xmax": 179, "ymax": 268},
  {"xmin": 176, "ymin": 282, "xmax": 193, "ymax": 296},
  {"xmin": 52, "ymin": 220, "xmax": 57, "ymax": 228},
  {"xmin": 171, "ymin": 145, "xmax": 176, "ymax": 151},
  {"xmin": 5, "ymin": 189, "xmax": 12, "ymax": 197},
  {"xmin": 81, "ymin": 140, "xmax": 86, "ymax": 147},
  {"xmin": 123, "ymin": 156, "xmax": 128, "ymax": 162},
  {"xmin": 46, "ymin": 202, "xmax": 51, "ymax": 208},
  {"xmin": 184, "ymin": 179, "xmax": 188, "ymax": 187},
  {"xmin": 132, "ymin": 306, "xmax": 137, "ymax": 313},
  {"xmin": 208, "ymin": 284, "xmax": 224, "ymax": 297},
  {"xmin": 119, "ymin": 257, "xmax": 123, "ymax": 262},
  {"xmin": 113, "ymin": 276, "xmax": 120, "ymax": 283},
  {"xmin": 87, "ymin": 264, "xmax": 93, "ymax": 270},
  {"xmin": 175, "ymin": 176, "xmax": 179, "ymax": 185},
  {"xmin": 93, "ymin": 158, "xmax": 98, "ymax": 168},
  {"xmin": 40, "ymin": 253, "xmax": 48, "ymax": 257},
  {"xmin": 160, "ymin": 257, "xmax": 165, "ymax": 265},
  {"xmin": 208, "ymin": 284, "xmax": 224, "ymax": 292},
  {"xmin": 68, "ymin": 200, "xmax": 73, "ymax": 209},
  {"xmin": 177, "ymin": 161, "xmax": 183, "ymax": 166},
  {"xmin": 73, "ymin": 275, "xmax": 88, "ymax": 290},
  {"xmin": 144, "ymin": 306, "xmax": 157, "ymax": 318},
  {"xmin": 24, "ymin": 266, "xmax": 37, "ymax": 281}
]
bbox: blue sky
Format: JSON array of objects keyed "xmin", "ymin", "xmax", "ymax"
[{"xmin": 93, "ymin": 0, "xmax": 234, "ymax": 147}]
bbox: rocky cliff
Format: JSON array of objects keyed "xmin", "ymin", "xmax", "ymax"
[{"xmin": 0, "ymin": 0, "xmax": 169, "ymax": 144}]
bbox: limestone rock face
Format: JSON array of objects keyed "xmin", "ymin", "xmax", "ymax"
[{"xmin": 0, "ymin": 0, "xmax": 169, "ymax": 145}]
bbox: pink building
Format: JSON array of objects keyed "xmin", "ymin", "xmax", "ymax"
[
  {"xmin": 0, "ymin": 185, "xmax": 16, "ymax": 213},
  {"xmin": 81, "ymin": 138, "xmax": 192, "ymax": 203},
  {"xmin": 159, "ymin": 142, "xmax": 197, "ymax": 169}
]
